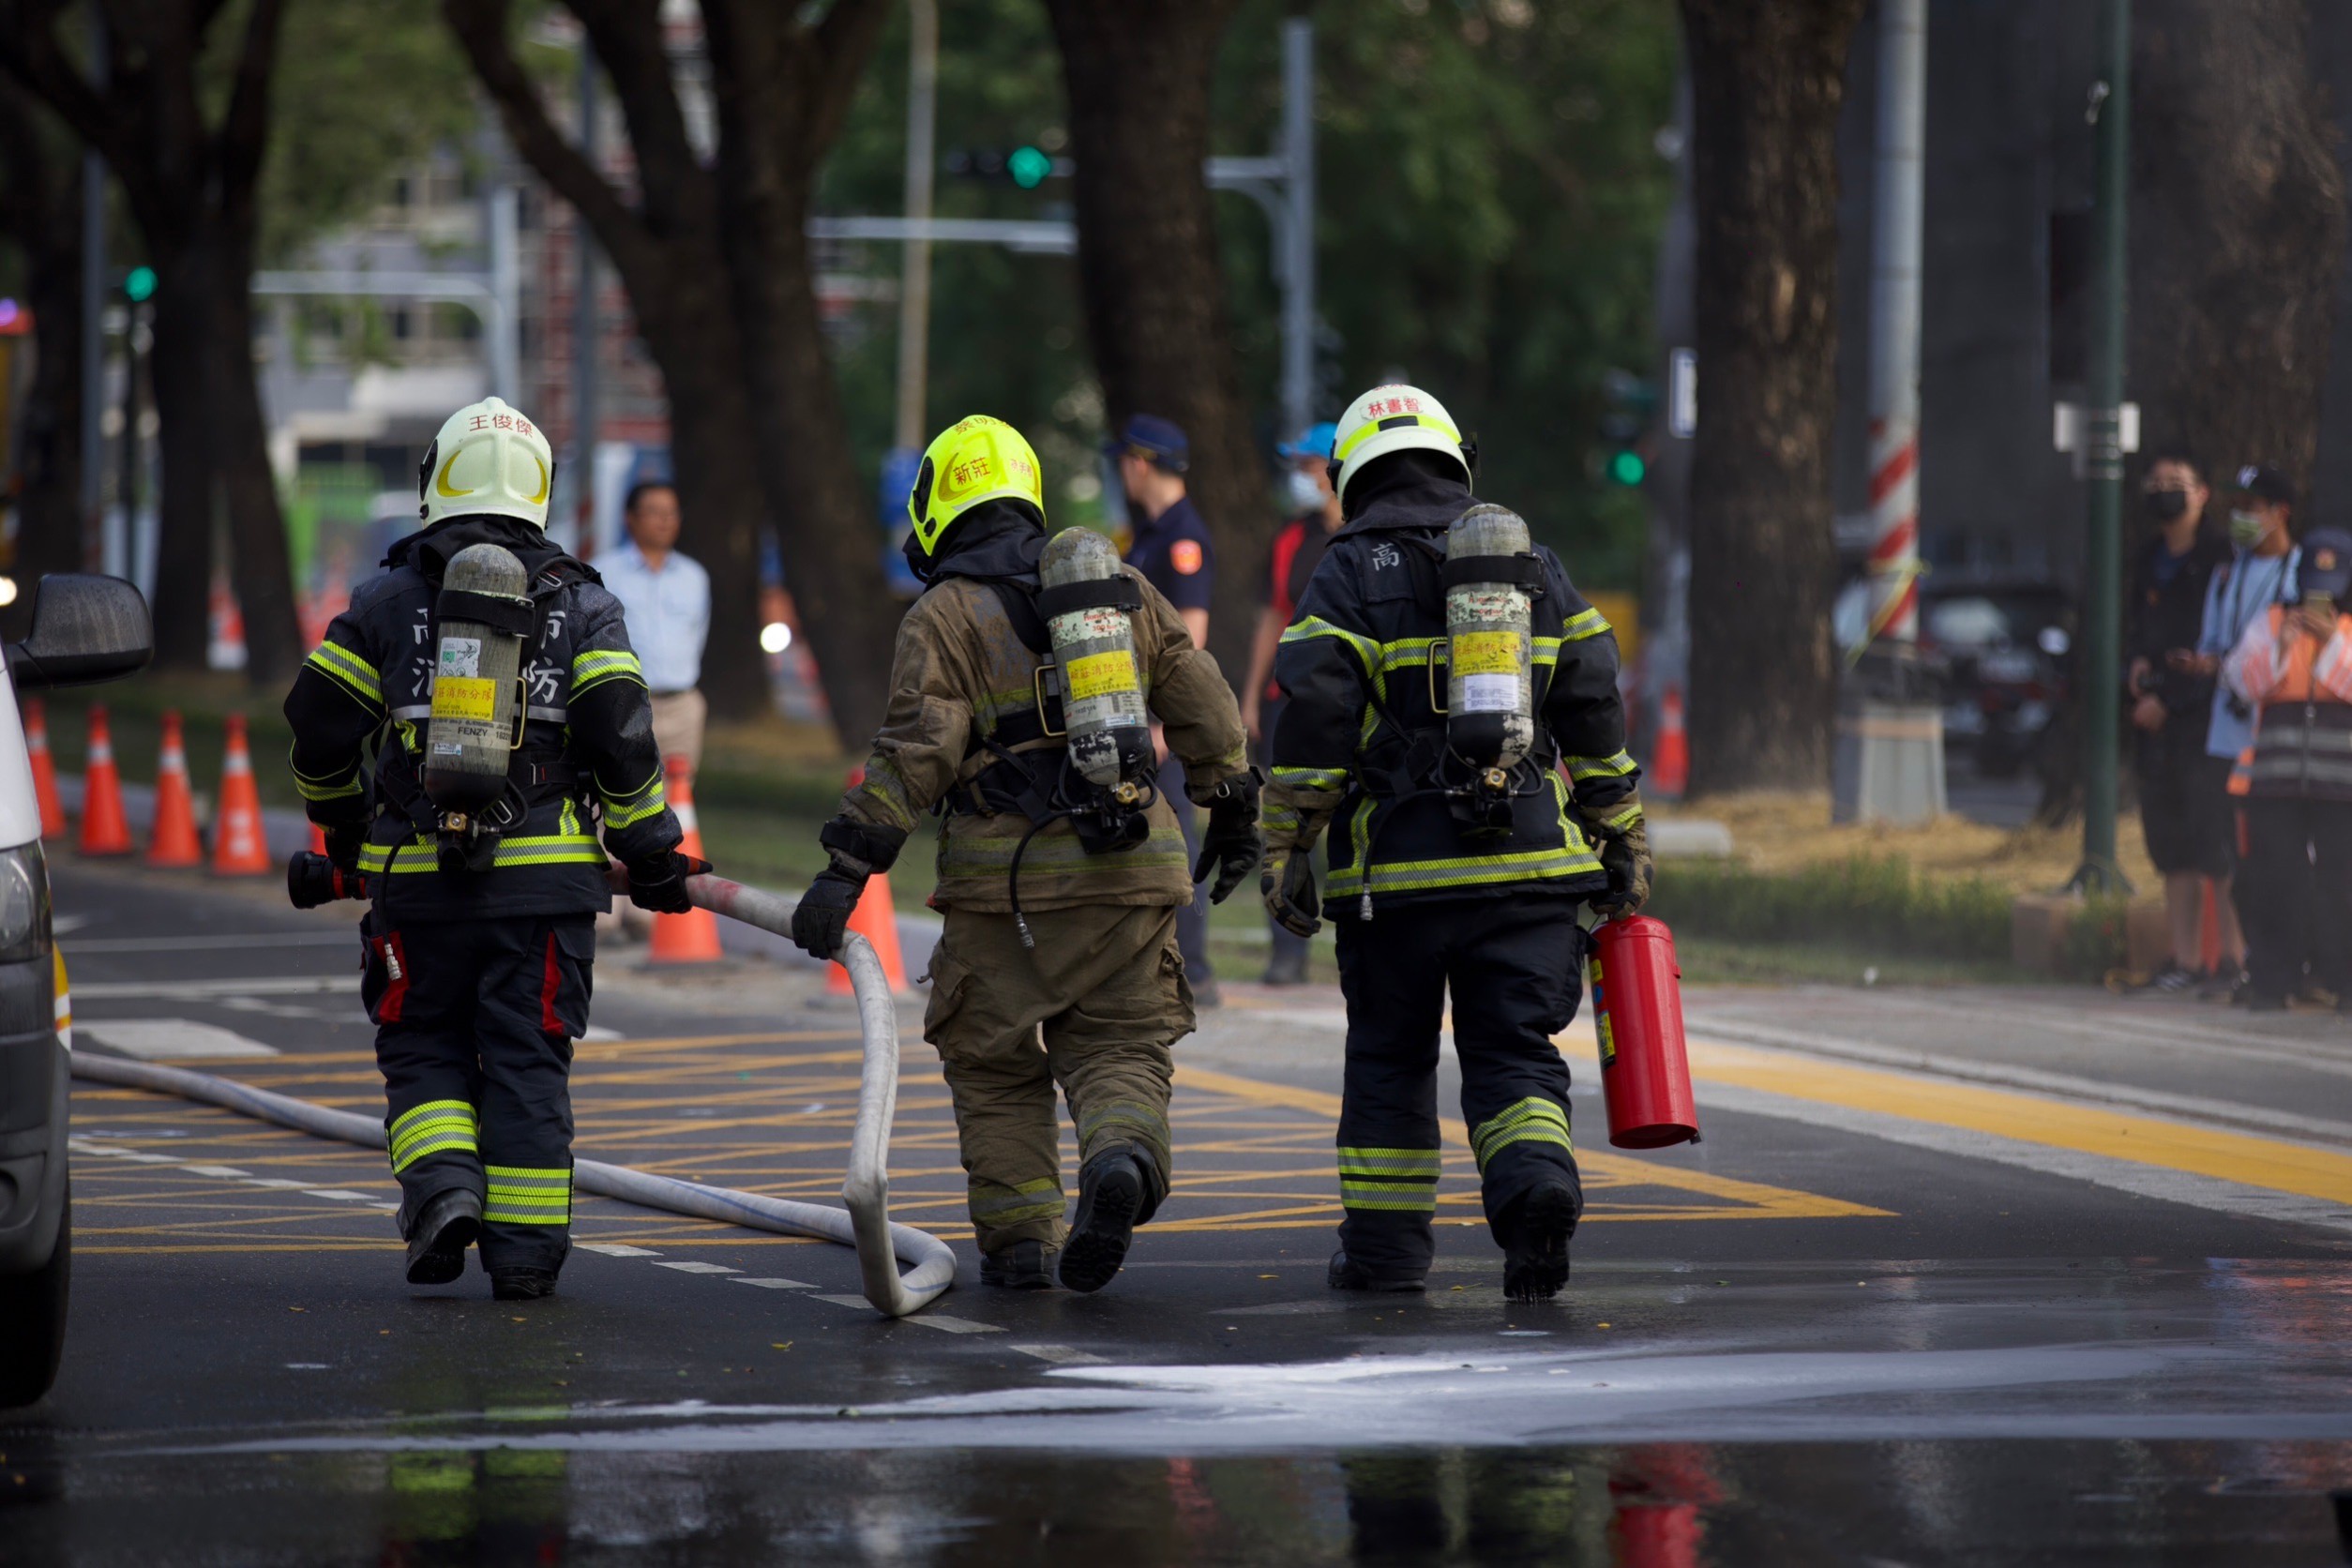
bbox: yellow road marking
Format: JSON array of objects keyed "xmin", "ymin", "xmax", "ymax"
[{"xmin": 1685, "ymin": 1037, "xmax": 2352, "ymax": 1207}]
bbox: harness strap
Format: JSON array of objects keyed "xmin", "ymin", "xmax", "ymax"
[
  {"xmin": 435, "ymin": 589, "xmax": 535, "ymax": 637},
  {"xmin": 1439, "ymin": 553, "xmax": 1546, "ymax": 593},
  {"xmin": 1036, "ymin": 576, "xmax": 1143, "ymax": 621}
]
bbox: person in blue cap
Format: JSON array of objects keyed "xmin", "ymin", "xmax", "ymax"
[
  {"xmin": 1109, "ymin": 413, "xmax": 1222, "ymax": 1004},
  {"xmin": 1241, "ymin": 421, "xmax": 1343, "ymax": 985}
]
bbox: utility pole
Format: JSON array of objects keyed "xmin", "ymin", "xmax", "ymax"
[
  {"xmin": 893, "ymin": 0, "xmax": 938, "ymax": 455},
  {"xmin": 77, "ymin": 13, "xmax": 105, "ymax": 572},
  {"xmin": 2071, "ymin": 0, "xmax": 2131, "ymax": 896},
  {"xmin": 572, "ymin": 47, "xmax": 601, "ymax": 551},
  {"xmin": 1277, "ymin": 16, "xmax": 1316, "ymax": 438}
]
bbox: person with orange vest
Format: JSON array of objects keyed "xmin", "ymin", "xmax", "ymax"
[{"xmin": 2220, "ymin": 525, "xmax": 2352, "ymax": 1011}]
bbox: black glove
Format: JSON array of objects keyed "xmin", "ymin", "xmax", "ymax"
[
  {"xmin": 626, "ymin": 851, "xmax": 714, "ymax": 914},
  {"xmin": 1261, "ymin": 848, "xmax": 1321, "ymax": 939},
  {"xmin": 790, "ymin": 817, "xmax": 908, "ymax": 959},
  {"xmin": 1190, "ymin": 770, "xmax": 1264, "ymax": 905},
  {"xmin": 791, "ymin": 868, "xmax": 866, "ymax": 958},
  {"xmin": 322, "ymin": 824, "xmax": 364, "ymax": 874}
]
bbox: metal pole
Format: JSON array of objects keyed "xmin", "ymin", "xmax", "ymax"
[
  {"xmin": 77, "ymin": 15, "xmax": 106, "ymax": 570},
  {"xmin": 487, "ymin": 184, "xmax": 519, "ymax": 404},
  {"xmin": 573, "ymin": 48, "xmax": 601, "ymax": 545},
  {"xmin": 893, "ymin": 0, "xmax": 938, "ymax": 453},
  {"xmin": 1279, "ymin": 17, "xmax": 1316, "ymax": 438},
  {"xmin": 2072, "ymin": 0, "xmax": 2131, "ymax": 896},
  {"xmin": 1863, "ymin": 0, "xmax": 1925, "ymax": 653}
]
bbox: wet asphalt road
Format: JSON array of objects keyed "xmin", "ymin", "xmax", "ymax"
[{"xmin": 8, "ymin": 859, "xmax": 2352, "ymax": 1565}]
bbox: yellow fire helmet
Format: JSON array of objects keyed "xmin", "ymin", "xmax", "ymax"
[
  {"xmin": 418, "ymin": 396, "xmax": 555, "ymax": 528},
  {"xmin": 907, "ymin": 415, "xmax": 1045, "ymax": 552}
]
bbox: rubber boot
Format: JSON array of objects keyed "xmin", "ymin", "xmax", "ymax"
[
  {"xmin": 1500, "ymin": 1180, "xmax": 1581, "ymax": 1304},
  {"xmin": 979, "ymin": 1240, "xmax": 1060, "ymax": 1290},
  {"xmin": 490, "ymin": 1267, "xmax": 559, "ymax": 1302},
  {"xmin": 404, "ymin": 1188, "xmax": 481, "ymax": 1286},
  {"xmin": 1059, "ymin": 1148, "xmax": 1153, "ymax": 1294},
  {"xmin": 1327, "ymin": 1249, "xmax": 1427, "ymax": 1293}
]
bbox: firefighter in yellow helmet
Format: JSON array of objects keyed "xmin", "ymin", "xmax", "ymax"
[{"xmin": 791, "ymin": 415, "xmax": 1257, "ymax": 1292}]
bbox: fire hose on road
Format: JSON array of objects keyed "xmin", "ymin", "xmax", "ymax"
[{"xmin": 69, "ymin": 868, "xmax": 957, "ymax": 1319}]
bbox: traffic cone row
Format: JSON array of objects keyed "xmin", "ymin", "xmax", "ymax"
[
  {"xmin": 50, "ymin": 704, "xmax": 280, "ymax": 876},
  {"xmin": 648, "ymin": 754, "xmax": 724, "ymax": 965},
  {"xmin": 825, "ymin": 766, "xmax": 908, "ymax": 996}
]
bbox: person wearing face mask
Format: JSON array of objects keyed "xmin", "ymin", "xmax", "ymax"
[
  {"xmin": 2194, "ymin": 465, "xmax": 2302, "ymax": 1002},
  {"xmin": 1240, "ymin": 422, "xmax": 1344, "ymax": 985},
  {"xmin": 2124, "ymin": 453, "xmax": 2235, "ymax": 993}
]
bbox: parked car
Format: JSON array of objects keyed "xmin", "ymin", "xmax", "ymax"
[
  {"xmin": 0, "ymin": 575, "xmax": 152, "ymax": 1407},
  {"xmin": 1835, "ymin": 577, "xmax": 2073, "ymax": 778}
]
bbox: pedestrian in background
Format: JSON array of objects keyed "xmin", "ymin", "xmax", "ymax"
[
  {"xmin": 1241, "ymin": 421, "xmax": 1343, "ymax": 986},
  {"xmin": 2222, "ymin": 526, "xmax": 2352, "ymax": 1012},
  {"xmin": 2126, "ymin": 453, "xmax": 2234, "ymax": 992},
  {"xmin": 2198, "ymin": 465, "xmax": 2302, "ymax": 1002},
  {"xmin": 1111, "ymin": 414, "xmax": 1222, "ymax": 1006},
  {"xmin": 597, "ymin": 480, "xmax": 711, "ymax": 774}
]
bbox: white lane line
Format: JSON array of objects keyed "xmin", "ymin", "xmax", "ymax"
[
  {"xmin": 811, "ymin": 1295, "xmax": 1004, "ymax": 1333},
  {"xmin": 242, "ymin": 1178, "xmax": 310, "ymax": 1190},
  {"xmin": 576, "ymin": 1243, "xmax": 662, "ymax": 1258},
  {"xmin": 650, "ymin": 1260, "xmax": 741, "ymax": 1275},
  {"xmin": 730, "ymin": 1277, "xmax": 816, "ymax": 1290},
  {"xmin": 69, "ymin": 931, "xmax": 354, "ymax": 954},
  {"xmin": 78, "ymin": 1019, "xmax": 284, "ymax": 1060},
  {"xmin": 1010, "ymin": 1343, "xmax": 1106, "ymax": 1364},
  {"xmin": 72, "ymin": 1140, "xmax": 404, "ymax": 1210},
  {"xmin": 1696, "ymin": 1079, "xmax": 2352, "ymax": 1238},
  {"xmin": 301, "ymin": 1189, "xmax": 376, "ymax": 1201},
  {"xmin": 72, "ymin": 975, "xmax": 352, "ymax": 1000},
  {"xmin": 181, "ymin": 1165, "xmax": 253, "ymax": 1178}
]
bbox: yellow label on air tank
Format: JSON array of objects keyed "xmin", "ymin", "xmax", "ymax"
[
  {"xmin": 1063, "ymin": 651, "xmax": 1139, "ymax": 701},
  {"xmin": 1452, "ymin": 630, "xmax": 1521, "ymax": 676},
  {"xmin": 430, "ymin": 675, "xmax": 498, "ymax": 722}
]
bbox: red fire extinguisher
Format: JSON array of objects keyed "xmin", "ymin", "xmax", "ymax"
[{"xmin": 1588, "ymin": 914, "xmax": 1699, "ymax": 1148}]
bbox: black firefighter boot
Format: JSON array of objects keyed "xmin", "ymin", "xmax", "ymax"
[
  {"xmin": 490, "ymin": 1267, "xmax": 559, "ymax": 1302},
  {"xmin": 1059, "ymin": 1147, "xmax": 1156, "ymax": 1294},
  {"xmin": 979, "ymin": 1240, "xmax": 1060, "ymax": 1290},
  {"xmin": 1500, "ymin": 1179, "xmax": 1582, "ymax": 1304},
  {"xmin": 404, "ymin": 1188, "xmax": 482, "ymax": 1287}
]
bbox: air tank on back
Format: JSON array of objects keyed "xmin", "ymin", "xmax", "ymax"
[
  {"xmin": 1039, "ymin": 527, "xmax": 1151, "ymax": 790},
  {"xmin": 1443, "ymin": 503, "xmax": 1537, "ymax": 774},
  {"xmin": 421, "ymin": 541, "xmax": 532, "ymax": 814}
]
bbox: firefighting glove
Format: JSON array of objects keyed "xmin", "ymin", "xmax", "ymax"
[
  {"xmin": 1190, "ymin": 768, "xmax": 1264, "ymax": 905},
  {"xmin": 626, "ymin": 851, "xmax": 715, "ymax": 914},
  {"xmin": 790, "ymin": 818, "xmax": 908, "ymax": 959},
  {"xmin": 1580, "ymin": 795, "xmax": 1652, "ymax": 918},
  {"xmin": 1259, "ymin": 783, "xmax": 1337, "ymax": 940},
  {"xmin": 322, "ymin": 824, "xmax": 365, "ymax": 875}
]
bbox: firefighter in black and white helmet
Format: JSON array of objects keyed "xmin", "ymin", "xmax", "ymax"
[
  {"xmin": 1262, "ymin": 384, "xmax": 1651, "ymax": 1302},
  {"xmin": 284, "ymin": 397, "xmax": 705, "ymax": 1301}
]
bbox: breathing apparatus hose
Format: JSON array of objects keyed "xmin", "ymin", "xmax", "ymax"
[
  {"xmin": 1002, "ymin": 759, "xmax": 1157, "ymax": 951},
  {"xmin": 75, "ymin": 878, "xmax": 956, "ymax": 1319}
]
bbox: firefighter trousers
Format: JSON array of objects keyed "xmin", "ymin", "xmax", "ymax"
[
  {"xmin": 922, "ymin": 903, "xmax": 1192, "ymax": 1255},
  {"xmin": 363, "ymin": 912, "xmax": 596, "ymax": 1274},
  {"xmin": 1333, "ymin": 892, "xmax": 1585, "ymax": 1279}
]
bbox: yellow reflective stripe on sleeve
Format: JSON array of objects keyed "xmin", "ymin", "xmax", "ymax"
[
  {"xmin": 306, "ymin": 641, "xmax": 383, "ymax": 707},
  {"xmin": 293, "ymin": 768, "xmax": 364, "ymax": 803},
  {"xmin": 1281, "ymin": 615, "xmax": 1380, "ymax": 677},
  {"xmin": 600, "ymin": 773, "xmax": 669, "ymax": 829},
  {"xmin": 1602, "ymin": 802, "xmax": 1645, "ymax": 833},
  {"xmin": 1560, "ymin": 607, "xmax": 1610, "ymax": 641},
  {"xmin": 1470, "ymin": 1097, "xmax": 1574, "ymax": 1172},
  {"xmin": 570, "ymin": 647, "xmax": 644, "ymax": 697},
  {"xmin": 1567, "ymin": 749, "xmax": 1637, "ymax": 783},
  {"xmin": 1271, "ymin": 765, "xmax": 1350, "ymax": 792}
]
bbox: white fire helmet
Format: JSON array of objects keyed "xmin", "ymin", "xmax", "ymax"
[
  {"xmin": 1331, "ymin": 384, "xmax": 1470, "ymax": 505},
  {"xmin": 417, "ymin": 397, "xmax": 555, "ymax": 528}
]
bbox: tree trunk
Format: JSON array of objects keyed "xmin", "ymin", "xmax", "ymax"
[
  {"xmin": 1676, "ymin": 0, "xmax": 1863, "ymax": 795},
  {"xmin": 0, "ymin": 78, "xmax": 83, "ymax": 640},
  {"xmin": 1044, "ymin": 0, "xmax": 1264, "ymax": 690},
  {"xmin": 143, "ymin": 249, "xmax": 220, "ymax": 671},
  {"xmin": 208, "ymin": 220, "xmax": 302, "ymax": 683},
  {"xmin": 2129, "ymin": 0, "xmax": 2345, "ymax": 500},
  {"xmin": 703, "ymin": 0, "xmax": 897, "ymax": 741}
]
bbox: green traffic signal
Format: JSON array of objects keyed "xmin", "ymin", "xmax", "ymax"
[
  {"xmin": 124, "ymin": 265, "xmax": 157, "ymax": 303},
  {"xmin": 1007, "ymin": 145, "xmax": 1051, "ymax": 189},
  {"xmin": 1606, "ymin": 449, "xmax": 1646, "ymax": 486}
]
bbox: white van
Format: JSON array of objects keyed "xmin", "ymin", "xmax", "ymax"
[{"xmin": 0, "ymin": 576, "xmax": 152, "ymax": 1406}]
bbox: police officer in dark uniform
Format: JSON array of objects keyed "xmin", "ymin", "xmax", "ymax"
[
  {"xmin": 1264, "ymin": 384, "xmax": 1650, "ymax": 1304},
  {"xmin": 285, "ymin": 397, "xmax": 701, "ymax": 1301},
  {"xmin": 1110, "ymin": 414, "xmax": 1223, "ymax": 1003}
]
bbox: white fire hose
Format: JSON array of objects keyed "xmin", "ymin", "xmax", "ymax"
[{"xmin": 68, "ymin": 873, "xmax": 957, "ymax": 1318}]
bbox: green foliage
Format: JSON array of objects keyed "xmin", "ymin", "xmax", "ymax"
[
  {"xmin": 1645, "ymin": 854, "xmax": 2016, "ymax": 965},
  {"xmin": 258, "ymin": 0, "xmax": 479, "ymax": 263},
  {"xmin": 2058, "ymin": 894, "xmax": 2133, "ymax": 982}
]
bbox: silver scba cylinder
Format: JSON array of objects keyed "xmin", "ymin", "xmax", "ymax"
[
  {"xmin": 422, "ymin": 542, "xmax": 532, "ymax": 815},
  {"xmin": 1038, "ymin": 527, "xmax": 1151, "ymax": 790},
  {"xmin": 1443, "ymin": 503, "xmax": 1537, "ymax": 775}
]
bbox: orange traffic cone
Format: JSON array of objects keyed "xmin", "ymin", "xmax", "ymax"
[
  {"xmin": 23, "ymin": 699, "xmax": 64, "ymax": 838},
  {"xmin": 1652, "ymin": 685, "xmax": 1690, "ymax": 802},
  {"xmin": 77, "ymin": 704, "xmax": 133, "ymax": 856},
  {"xmin": 210, "ymin": 715, "xmax": 273, "ymax": 876},
  {"xmin": 145, "ymin": 711, "xmax": 204, "ymax": 867},
  {"xmin": 826, "ymin": 767, "xmax": 908, "ymax": 996},
  {"xmin": 648, "ymin": 755, "xmax": 723, "ymax": 964}
]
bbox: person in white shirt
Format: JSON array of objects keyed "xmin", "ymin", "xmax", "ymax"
[{"xmin": 597, "ymin": 480, "xmax": 711, "ymax": 772}]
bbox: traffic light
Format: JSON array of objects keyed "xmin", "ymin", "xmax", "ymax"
[
  {"xmin": 124, "ymin": 265, "xmax": 157, "ymax": 304},
  {"xmin": 1006, "ymin": 145, "xmax": 1051, "ymax": 189},
  {"xmin": 1596, "ymin": 369, "xmax": 1656, "ymax": 488},
  {"xmin": 1606, "ymin": 449, "xmax": 1647, "ymax": 487},
  {"xmin": 944, "ymin": 146, "xmax": 1061, "ymax": 188}
]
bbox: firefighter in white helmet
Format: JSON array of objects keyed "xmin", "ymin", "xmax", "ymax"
[
  {"xmin": 1262, "ymin": 384, "xmax": 1651, "ymax": 1302},
  {"xmin": 284, "ymin": 396, "xmax": 704, "ymax": 1300}
]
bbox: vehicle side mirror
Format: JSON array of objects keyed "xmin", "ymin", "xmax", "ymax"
[{"xmin": 5, "ymin": 574, "xmax": 153, "ymax": 689}]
